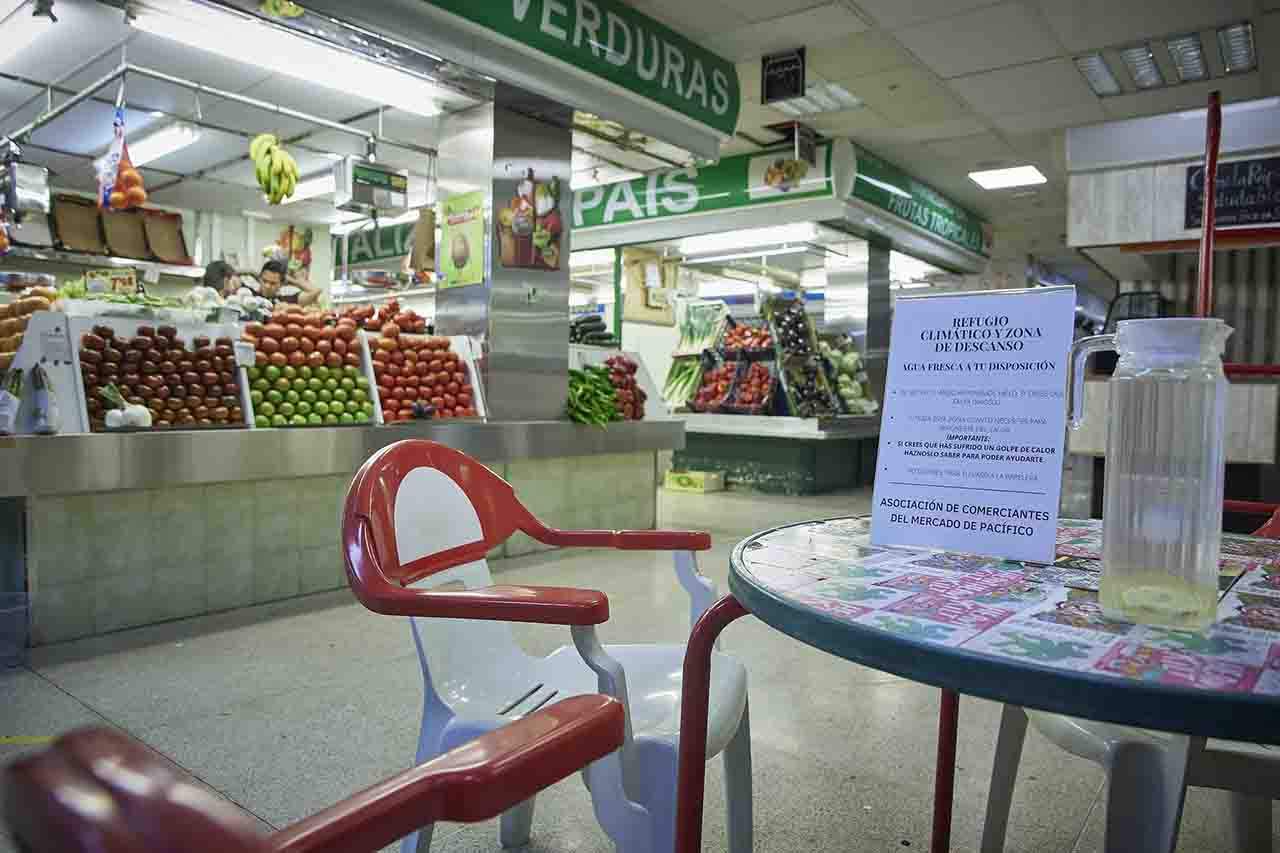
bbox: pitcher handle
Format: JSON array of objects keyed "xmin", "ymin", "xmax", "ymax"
[{"xmin": 1069, "ymin": 334, "xmax": 1116, "ymax": 430}]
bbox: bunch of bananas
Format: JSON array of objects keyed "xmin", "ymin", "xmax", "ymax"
[{"xmin": 250, "ymin": 133, "xmax": 299, "ymax": 205}]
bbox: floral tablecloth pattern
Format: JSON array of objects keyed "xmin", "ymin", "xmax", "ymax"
[{"xmin": 738, "ymin": 517, "xmax": 1280, "ymax": 696}]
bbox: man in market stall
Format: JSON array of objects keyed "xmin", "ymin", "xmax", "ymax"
[
  {"xmin": 203, "ymin": 259, "xmax": 239, "ymax": 297},
  {"xmin": 251, "ymin": 259, "xmax": 320, "ymax": 306}
]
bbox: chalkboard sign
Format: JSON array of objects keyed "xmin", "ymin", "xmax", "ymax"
[{"xmin": 1186, "ymin": 156, "xmax": 1280, "ymax": 229}]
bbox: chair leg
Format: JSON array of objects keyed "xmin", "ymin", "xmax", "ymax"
[
  {"xmin": 499, "ymin": 796, "xmax": 537, "ymax": 848},
  {"xmin": 980, "ymin": 704, "xmax": 1029, "ymax": 853},
  {"xmin": 723, "ymin": 698, "xmax": 753, "ymax": 853},
  {"xmin": 1228, "ymin": 792, "xmax": 1272, "ymax": 853},
  {"xmin": 1104, "ymin": 736, "xmax": 1198, "ymax": 853}
]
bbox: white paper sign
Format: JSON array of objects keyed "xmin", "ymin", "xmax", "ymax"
[{"xmin": 870, "ymin": 287, "xmax": 1076, "ymax": 563}]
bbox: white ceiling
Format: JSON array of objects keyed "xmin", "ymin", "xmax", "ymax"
[
  {"xmin": 0, "ymin": 0, "xmax": 468, "ymax": 225},
  {"xmin": 632, "ymin": 0, "xmax": 1277, "ymax": 295}
]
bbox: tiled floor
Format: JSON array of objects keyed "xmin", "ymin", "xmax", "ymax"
[{"xmin": 2, "ymin": 487, "xmax": 1273, "ymax": 852}]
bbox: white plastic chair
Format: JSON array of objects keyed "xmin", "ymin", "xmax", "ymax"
[
  {"xmin": 343, "ymin": 440, "xmax": 751, "ymax": 853},
  {"xmin": 982, "ymin": 705, "xmax": 1279, "ymax": 852}
]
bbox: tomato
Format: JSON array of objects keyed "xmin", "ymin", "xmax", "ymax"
[
  {"xmin": 377, "ymin": 385, "xmax": 393, "ymax": 401},
  {"xmin": 439, "ymin": 409, "xmax": 453, "ymax": 419},
  {"xmin": 462, "ymin": 407, "xmax": 476, "ymax": 417},
  {"xmin": 390, "ymin": 351, "xmax": 405, "ymax": 366},
  {"xmin": 446, "ymin": 381, "xmax": 460, "ymax": 394},
  {"xmin": 428, "ymin": 359, "xmax": 443, "ymax": 371},
  {"xmin": 430, "ymin": 396, "xmax": 445, "ymax": 408},
  {"xmin": 382, "ymin": 409, "xmax": 397, "ymax": 423},
  {"xmin": 316, "ymin": 340, "xmax": 332, "ymax": 356},
  {"xmin": 443, "ymin": 393, "xmax": 456, "ymax": 408},
  {"xmin": 454, "ymin": 406, "xmax": 468, "ymax": 417},
  {"xmin": 345, "ymin": 352, "xmax": 361, "ymax": 367},
  {"xmin": 404, "ymin": 349, "xmax": 418, "ymax": 364},
  {"xmin": 403, "ymin": 375, "xmax": 419, "ymax": 389},
  {"xmin": 458, "ymin": 392, "xmax": 472, "ymax": 406},
  {"xmin": 453, "ymin": 371, "xmax": 467, "ymax": 384},
  {"xmin": 387, "ymin": 364, "xmax": 401, "ymax": 378},
  {"xmin": 333, "ymin": 338, "xmax": 348, "ymax": 356},
  {"xmin": 326, "ymin": 353, "xmax": 343, "ymax": 369},
  {"xmin": 415, "ymin": 362, "xmax": 430, "ymax": 377}
]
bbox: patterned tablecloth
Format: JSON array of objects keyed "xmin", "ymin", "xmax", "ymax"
[{"xmin": 733, "ymin": 517, "xmax": 1280, "ymax": 698}]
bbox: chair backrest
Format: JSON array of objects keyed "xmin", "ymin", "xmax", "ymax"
[
  {"xmin": 345, "ymin": 440, "xmax": 538, "ymax": 587},
  {"xmin": 344, "ymin": 440, "xmax": 535, "ymax": 705}
]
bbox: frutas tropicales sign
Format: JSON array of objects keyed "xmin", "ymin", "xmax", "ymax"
[{"xmin": 424, "ymin": 0, "xmax": 740, "ymax": 137}]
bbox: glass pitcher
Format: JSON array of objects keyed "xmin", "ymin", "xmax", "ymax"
[{"xmin": 1069, "ymin": 318, "xmax": 1232, "ymax": 628}]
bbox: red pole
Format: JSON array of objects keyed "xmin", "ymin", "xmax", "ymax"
[
  {"xmin": 1195, "ymin": 92, "xmax": 1223, "ymax": 317},
  {"xmin": 674, "ymin": 594, "xmax": 749, "ymax": 853},
  {"xmin": 931, "ymin": 690, "xmax": 960, "ymax": 853}
]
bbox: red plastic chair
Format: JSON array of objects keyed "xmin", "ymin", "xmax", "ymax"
[
  {"xmin": 343, "ymin": 440, "xmax": 752, "ymax": 853},
  {"xmin": 2, "ymin": 694, "xmax": 623, "ymax": 853}
]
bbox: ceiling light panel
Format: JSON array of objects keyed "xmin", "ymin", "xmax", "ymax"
[
  {"xmin": 770, "ymin": 82, "xmax": 861, "ymax": 117},
  {"xmin": 1119, "ymin": 44, "xmax": 1165, "ymax": 89},
  {"xmin": 132, "ymin": 0, "xmax": 444, "ymax": 117},
  {"xmin": 967, "ymin": 165, "xmax": 1047, "ymax": 190},
  {"xmin": 1, "ymin": 0, "xmax": 52, "ymax": 60},
  {"xmin": 1165, "ymin": 33, "xmax": 1208, "ymax": 82},
  {"xmin": 1218, "ymin": 23, "xmax": 1257, "ymax": 74},
  {"xmin": 1074, "ymin": 53, "xmax": 1122, "ymax": 96}
]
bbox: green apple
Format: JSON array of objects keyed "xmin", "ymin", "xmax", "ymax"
[
  {"xmin": 285, "ymin": 390, "xmax": 300, "ymax": 405},
  {"xmin": 307, "ymin": 413, "xmax": 323, "ymax": 426},
  {"xmin": 324, "ymin": 378, "xmax": 338, "ymax": 392},
  {"xmin": 274, "ymin": 377, "xmax": 291, "ymax": 393},
  {"xmin": 279, "ymin": 401, "xmax": 295, "ymax": 418},
  {"xmin": 343, "ymin": 365, "xmax": 358, "ymax": 379},
  {"xmin": 355, "ymin": 376, "xmax": 369, "ymax": 390},
  {"xmin": 332, "ymin": 388, "xmax": 348, "ymax": 404},
  {"xmin": 301, "ymin": 389, "xmax": 317, "ymax": 405},
  {"xmin": 317, "ymin": 389, "xmax": 333, "ymax": 404},
  {"xmin": 292, "ymin": 378, "xmax": 308, "ymax": 393},
  {"xmin": 345, "ymin": 400, "xmax": 359, "ymax": 414},
  {"xmin": 250, "ymin": 390, "xmax": 264, "ymax": 407},
  {"xmin": 266, "ymin": 389, "xmax": 283, "ymax": 406},
  {"xmin": 264, "ymin": 365, "xmax": 281, "ymax": 383},
  {"xmin": 290, "ymin": 414, "xmax": 307, "ymax": 426},
  {"xmin": 282, "ymin": 365, "xmax": 297, "ymax": 381},
  {"xmin": 258, "ymin": 401, "xmax": 276, "ymax": 418},
  {"xmin": 297, "ymin": 401, "xmax": 312, "ymax": 417},
  {"xmin": 323, "ymin": 413, "xmax": 339, "ymax": 425},
  {"xmin": 353, "ymin": 388, "xmax": 368, "ymax": 404},
  {"xmin": 339, "ymin": 412, "xmax": 355, "ymax": 424},
  {"xmin": 254, "ymin": 415, "xmax": 269, "ymax": 428},
  {"xmin": 361, "ymin": 401, "xmax": 374, "ymax": 416},
  {"xmin": 308, "ymin": 377, "xmax": 323, "ymax": 392},
  {"xmin": 252, "ymin": 378, "xmax": 269, "ymax": 393},
  {"xmin": 340, "ymin": 377, "xmax": 355, "ymax": 391},
  {"xmin": 270, "ymin": 414, "xmax": 287, "ymax": 427},
  {"xmin": 299, "ymin": 366, "xmax": 312, "ymax": 381},
  {"xmin": 247, "ymin": 366, "xmax": 262, "ymax": 382},
  {"xmin": 355, "ymin": 412, "xmax": 370, "ymax": 424},
  {"xmin": 315, "ymin": 366, "xmax": 330, "ymax": 382},
  {"xmin": 313, "ymin": 401, "xmax": 330, "ymax": 417}
]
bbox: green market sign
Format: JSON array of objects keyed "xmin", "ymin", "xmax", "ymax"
[
  {"xmin": 423, "ymin": 0, "xmax": 739, "ymax": 137},
  {"xmin": 575, "ymin": 143, "xmax": 844, "ymax": 229},
  {"xmin": 851, "ymin": 146, "xmax": 992, "ymax": 257},
  {"xmin": 335, "ymin": 222, "xmax": 416, "ymax": 267}
]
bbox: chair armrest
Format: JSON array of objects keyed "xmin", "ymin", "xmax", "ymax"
[
  {"xmin": 272, "ymin": 695, "xmax": 625, "ymax": 853},
  {"xmin": 346, "ymin": 516, "xmax": 609, "ymax": 625},
  {"xmin": 528, "ymin": 524, "xmax": 712, "ymax": 552}
]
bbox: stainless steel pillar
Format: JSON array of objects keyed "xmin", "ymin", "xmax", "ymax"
[
  {"xmin": 434, "ymin": 86, "xmax": 572, "ymax": 421},
  {"xmin": 864, "ymin": 239, "xmax": 891, "ymax": 405}
]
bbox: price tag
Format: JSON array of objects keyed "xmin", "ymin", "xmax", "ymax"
[
  {"xmin": 39, "ymin": 326, "xmax": 71, "ymax": 362},
  {"xmin": 233, "ymin": 341, "xmax": 256, "ymax": 368}
]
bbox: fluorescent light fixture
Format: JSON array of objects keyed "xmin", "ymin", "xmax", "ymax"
[
  {"xmin": 125, "ymin": 122, "xmax": 201, "ymax": 167},
  {"xmin": 279, "ymin": 173, "xmax": 336, "ymax": 205},
  {"xmin": 679, "ymin": 223, "xmax": 817, "ymax": 256},
  {"xmin": 241, "ymin": 209, "xmax": 272, "ymax": 221},
  {"xmin": 857, "ymin": 173, "xmax": 911, "ymax": 199},
  {"xmin": 770, "ymin": 81, "xmax": 862, "ymax": 116},
  {"xmin": 686, "ymin": 246, "xmax": 809, "ymax": 265},
  {"xmin": 1218, "ymin": 23, "xmax": 1257, "ymax": 74},
  {"xmin": 1119, "ymin": 44, "xmax": 1165, "ymax": 89},
  {"xmin": 1, "ymin": 1, "xmax": 52, "ymax": 60},
  {"xmin": 1166, "ymin": 33, "xmax": 1208, "ymax": 82},
  {"xmin": 1073, "ymin": 53, "xmax": 1122, "ymax": 96},
  {"xmin": 132, "ymin": 0, "xmax": 443, "ymax": 117},
  {"xmin": 571, "ymin": 249, "xmax": 616, "ymax": 268},
  {"xmin": 967, "ymin": 165, "xmax": 1047, "ymax": 190}
]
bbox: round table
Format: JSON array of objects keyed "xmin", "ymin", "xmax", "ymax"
[{"xmin": 674, "ymin": 516, "xmax": 1280, "ymax": 853}]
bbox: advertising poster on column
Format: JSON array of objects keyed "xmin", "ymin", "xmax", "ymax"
[
  {"xmin": 440, "ymin": 191, "xmax": 485, "ymax": 289},
  {"xmin": 870, "ymin": 287, "xmax": 1076, "ymax": 563}
]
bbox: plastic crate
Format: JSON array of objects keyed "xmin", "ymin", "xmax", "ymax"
[{"xmin": 722, "ymin": 361, "xmax": 778, "ymax": 415}]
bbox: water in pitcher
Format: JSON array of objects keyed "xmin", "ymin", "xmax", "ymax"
[{"xmin": 1098, "ymin": 326, "xmax": 1227, "ymax": 629}]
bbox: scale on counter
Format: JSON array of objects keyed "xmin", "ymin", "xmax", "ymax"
[{"xmin": 334, "ymin": 156, "xmax": 409, "ymax": 214}]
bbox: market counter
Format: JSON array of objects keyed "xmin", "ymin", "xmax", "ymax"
[
  {"xmin": 674, "ymin": 413, "xmax": 880, "ymax": 495},
  {"xmin": 3, "ymin": 419, "xmax": 683, "ymax": 647}
]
